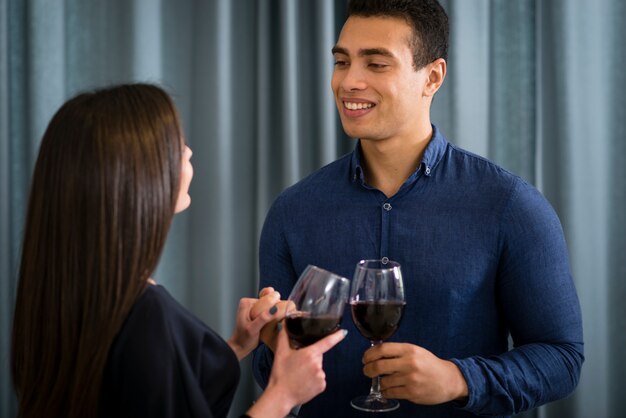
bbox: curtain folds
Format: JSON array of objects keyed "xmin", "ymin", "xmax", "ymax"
[
  {"xmin": 607, "ymin": 3, "xmax": 626, "ymax": 415},
  {"xmin": 0, "ymin": 1, "xmax": 623, "ymax": 417}
]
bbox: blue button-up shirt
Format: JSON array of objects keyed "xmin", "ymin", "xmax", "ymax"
[{"xmin": 253, "ymin": 126, "xmax": 583, "ymax": 417}]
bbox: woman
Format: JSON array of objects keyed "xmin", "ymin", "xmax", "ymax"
[{"xmin": 11, "ymin": 83, "xmax": 345, "ymax": 418}]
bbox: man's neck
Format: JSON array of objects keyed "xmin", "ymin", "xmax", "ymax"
[{"xmin": 360, "ymin": 127, "xmax": 433, "ymax": 198}]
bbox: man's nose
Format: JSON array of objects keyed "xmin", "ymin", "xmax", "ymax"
[{"xmin": 340, "ymin": 64, "xmax": 367, "ymax": 91}]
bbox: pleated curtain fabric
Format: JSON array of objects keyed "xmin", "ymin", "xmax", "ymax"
[{"xmin": 0, "ymin": 1, "xmax": 624, "ymax": 417}]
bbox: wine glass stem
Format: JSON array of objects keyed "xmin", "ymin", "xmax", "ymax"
[
  {"xmin": 370, "ymin": 376, "xmax": 383, "ymax": 398},
  {"xmin": 369, "ymin": 341, "xmax": 384, "ymax": 399}
]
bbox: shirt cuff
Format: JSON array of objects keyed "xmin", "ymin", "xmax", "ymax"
[{"xmin": 449, "ymin": 357, "xmax": 482, "ymax": 413}]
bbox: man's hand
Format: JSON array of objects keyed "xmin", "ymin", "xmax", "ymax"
[{"xmin": 362, "ymin": 342, "xmax": 469, "ymax": 405}]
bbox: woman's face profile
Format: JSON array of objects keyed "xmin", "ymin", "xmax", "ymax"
[{"xmin": 175, "ymin": 144, "xmax": 193, "ymax": 213}]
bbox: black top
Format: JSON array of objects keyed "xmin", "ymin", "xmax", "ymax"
[{"xmin": 100, "ymin": 285, "xmax": 240, "ymax": 418}]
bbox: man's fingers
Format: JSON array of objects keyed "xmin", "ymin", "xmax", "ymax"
[
  {"xmin": 363, "ymin": 342, "xmax": 413, "ymax": 363},
  {"xmin": 381, "ymin": 386, "xmax": 410, "ymax": 401},
  {"xmin": 363, "ymin": 357, "xmax": 403, "ymax": 377},
  {"xmin": 379, "ymin": 372, "xmax": 409, "ymax": 391}
]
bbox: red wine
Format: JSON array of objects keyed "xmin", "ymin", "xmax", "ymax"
[
  {"xmin": 351, "ymin": 301, "xmax": 405, "ymax": 341},
  {"xmin": 285, "ymin": 313, "xmax": 342, "ymax": 348}
]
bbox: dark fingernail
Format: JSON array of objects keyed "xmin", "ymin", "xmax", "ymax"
[
  {"xmin": 269, "ymin": 305, "xmax": 278, "ymax": 315},
  {"xmin": 276, "ymin": 322, "xmax": 283, "ymax": 332}
]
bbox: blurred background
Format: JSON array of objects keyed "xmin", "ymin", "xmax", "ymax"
[{"xmin": 0, "ymin": 0, "xmax": 624, "ymax": 417}]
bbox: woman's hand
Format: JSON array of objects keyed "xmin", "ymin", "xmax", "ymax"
[
  {"xmin": 250, "ymin": 287, "xmax": 292, "ymax": 353},
  {"xmin": 245, "ymin": 327, "xmax": 347, "ymax": 418},
  {"xmin": 226, "ymin": 288, "xmax": 280, "ymax": 361}
]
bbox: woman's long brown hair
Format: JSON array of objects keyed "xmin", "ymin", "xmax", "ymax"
[{"xmin": 11, "ymin": 84, "xmax": 183, "ymax": 417}]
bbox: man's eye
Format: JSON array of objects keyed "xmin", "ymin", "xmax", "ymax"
[
  {"xmin": 334, "ymin": 61, "xmax": 349, "ymax": 67},
  {"xmin": 368, "ymin": 63, "xmax": 388, "ymax": 69}
]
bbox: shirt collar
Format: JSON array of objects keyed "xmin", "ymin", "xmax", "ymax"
[{"xmin": 350, "ymin": 124, "xmax": 448, "ymax": 183}]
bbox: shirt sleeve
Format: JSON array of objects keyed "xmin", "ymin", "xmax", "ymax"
[
  {"xmin": 451, "ymin": 179, "xmax": 584, "ymax": 416},
  {"xmin": 101, "ymin": 291, "xmax": 216, "ymax": 418},
  {"xmin": 252, "ymin": 195, "xmax": 298, "ymax": 388}
]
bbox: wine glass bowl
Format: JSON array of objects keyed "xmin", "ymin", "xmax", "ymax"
[
  {"xmin": 284, "ymin": 265, "xmax": 350, "ymax": 349},
  {"xmin": 349, "ymin": 259, "xmax": 405, "ymax": 413},
  {"xmin": 350, "ymin": 299, "xmax": 404, "ymax": 342}
]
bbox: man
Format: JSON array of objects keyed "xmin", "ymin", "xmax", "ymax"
[{"xmin": 253, "ymin": 0, "xmax": 584, "ymax": 417}]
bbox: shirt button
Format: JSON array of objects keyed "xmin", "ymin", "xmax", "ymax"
[
  {"xmin": 383, "ymin": 203, "xmax": 392, "ymax": 211},
  {"xmin": 381, "ymin": 256, "xmax": 390, "ymax": 264},
  {"xmin": 425, "ymin": 166, "xmax": 431, "ymax": 175}
]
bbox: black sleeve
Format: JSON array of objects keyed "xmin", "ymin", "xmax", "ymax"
[{"xmin": 100, "ymin": 292, "xmax": 215, "ymax": 418}]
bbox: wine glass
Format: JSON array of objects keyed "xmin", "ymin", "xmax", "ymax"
[
  {"xmin": 284, "ymin": 265, "xmax": 350, "ymax": 349},
  {"xmin": 349, "ymin": 259, "xmax": 405, "ymax": 413},
  {"xmin": 283, "ymin": 265, "xmax": 350, "ymax": 418}
]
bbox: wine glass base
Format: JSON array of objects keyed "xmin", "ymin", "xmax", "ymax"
[{"xmin": 350, "ymin": 395, "xmax": 399, "ymax": 413}]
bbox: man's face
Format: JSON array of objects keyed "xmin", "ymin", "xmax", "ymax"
[{"xmin": 331, "ymin": 16, "xmax": 430, "ymax": 142}]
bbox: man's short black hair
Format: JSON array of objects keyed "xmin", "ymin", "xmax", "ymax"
[{"xmin": 347, "ymin": 0, "xmax": 449, "ymax": 70}]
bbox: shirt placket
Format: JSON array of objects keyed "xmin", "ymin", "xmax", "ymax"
[{"xmin": 380, "ymin": 201, "xmax": 393, "ymax": 263}]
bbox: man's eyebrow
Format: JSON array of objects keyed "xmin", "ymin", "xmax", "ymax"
[
  {"xmin": 331, "ymin": 46, "xmax": 396, "ymax": 59},
  {"xmin": 360, "ymin": 48, "xmax": 396, "ymax": 58}
]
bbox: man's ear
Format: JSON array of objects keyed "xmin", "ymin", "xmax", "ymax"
[{"xmin": 423, "ymin": 58, "xmax": 446, "ymax": 97}]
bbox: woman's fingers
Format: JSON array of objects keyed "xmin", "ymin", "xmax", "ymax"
[
  {"xmin": 249, "ymin": 291, "xmax": 281, "ymax": 319},
  {"xmin": 305, "ymin": 329, "xmax": 348, "ymax": 356}
]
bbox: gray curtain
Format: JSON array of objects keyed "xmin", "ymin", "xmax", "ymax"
[{"xmin": 0, "ymin": 1, "xmax": 624, "ymax": 417}]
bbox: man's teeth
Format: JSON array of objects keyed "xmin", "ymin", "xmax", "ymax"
[{"xmin": 344, "ymin": 102, "xmax": 374, "ymax": 110}]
